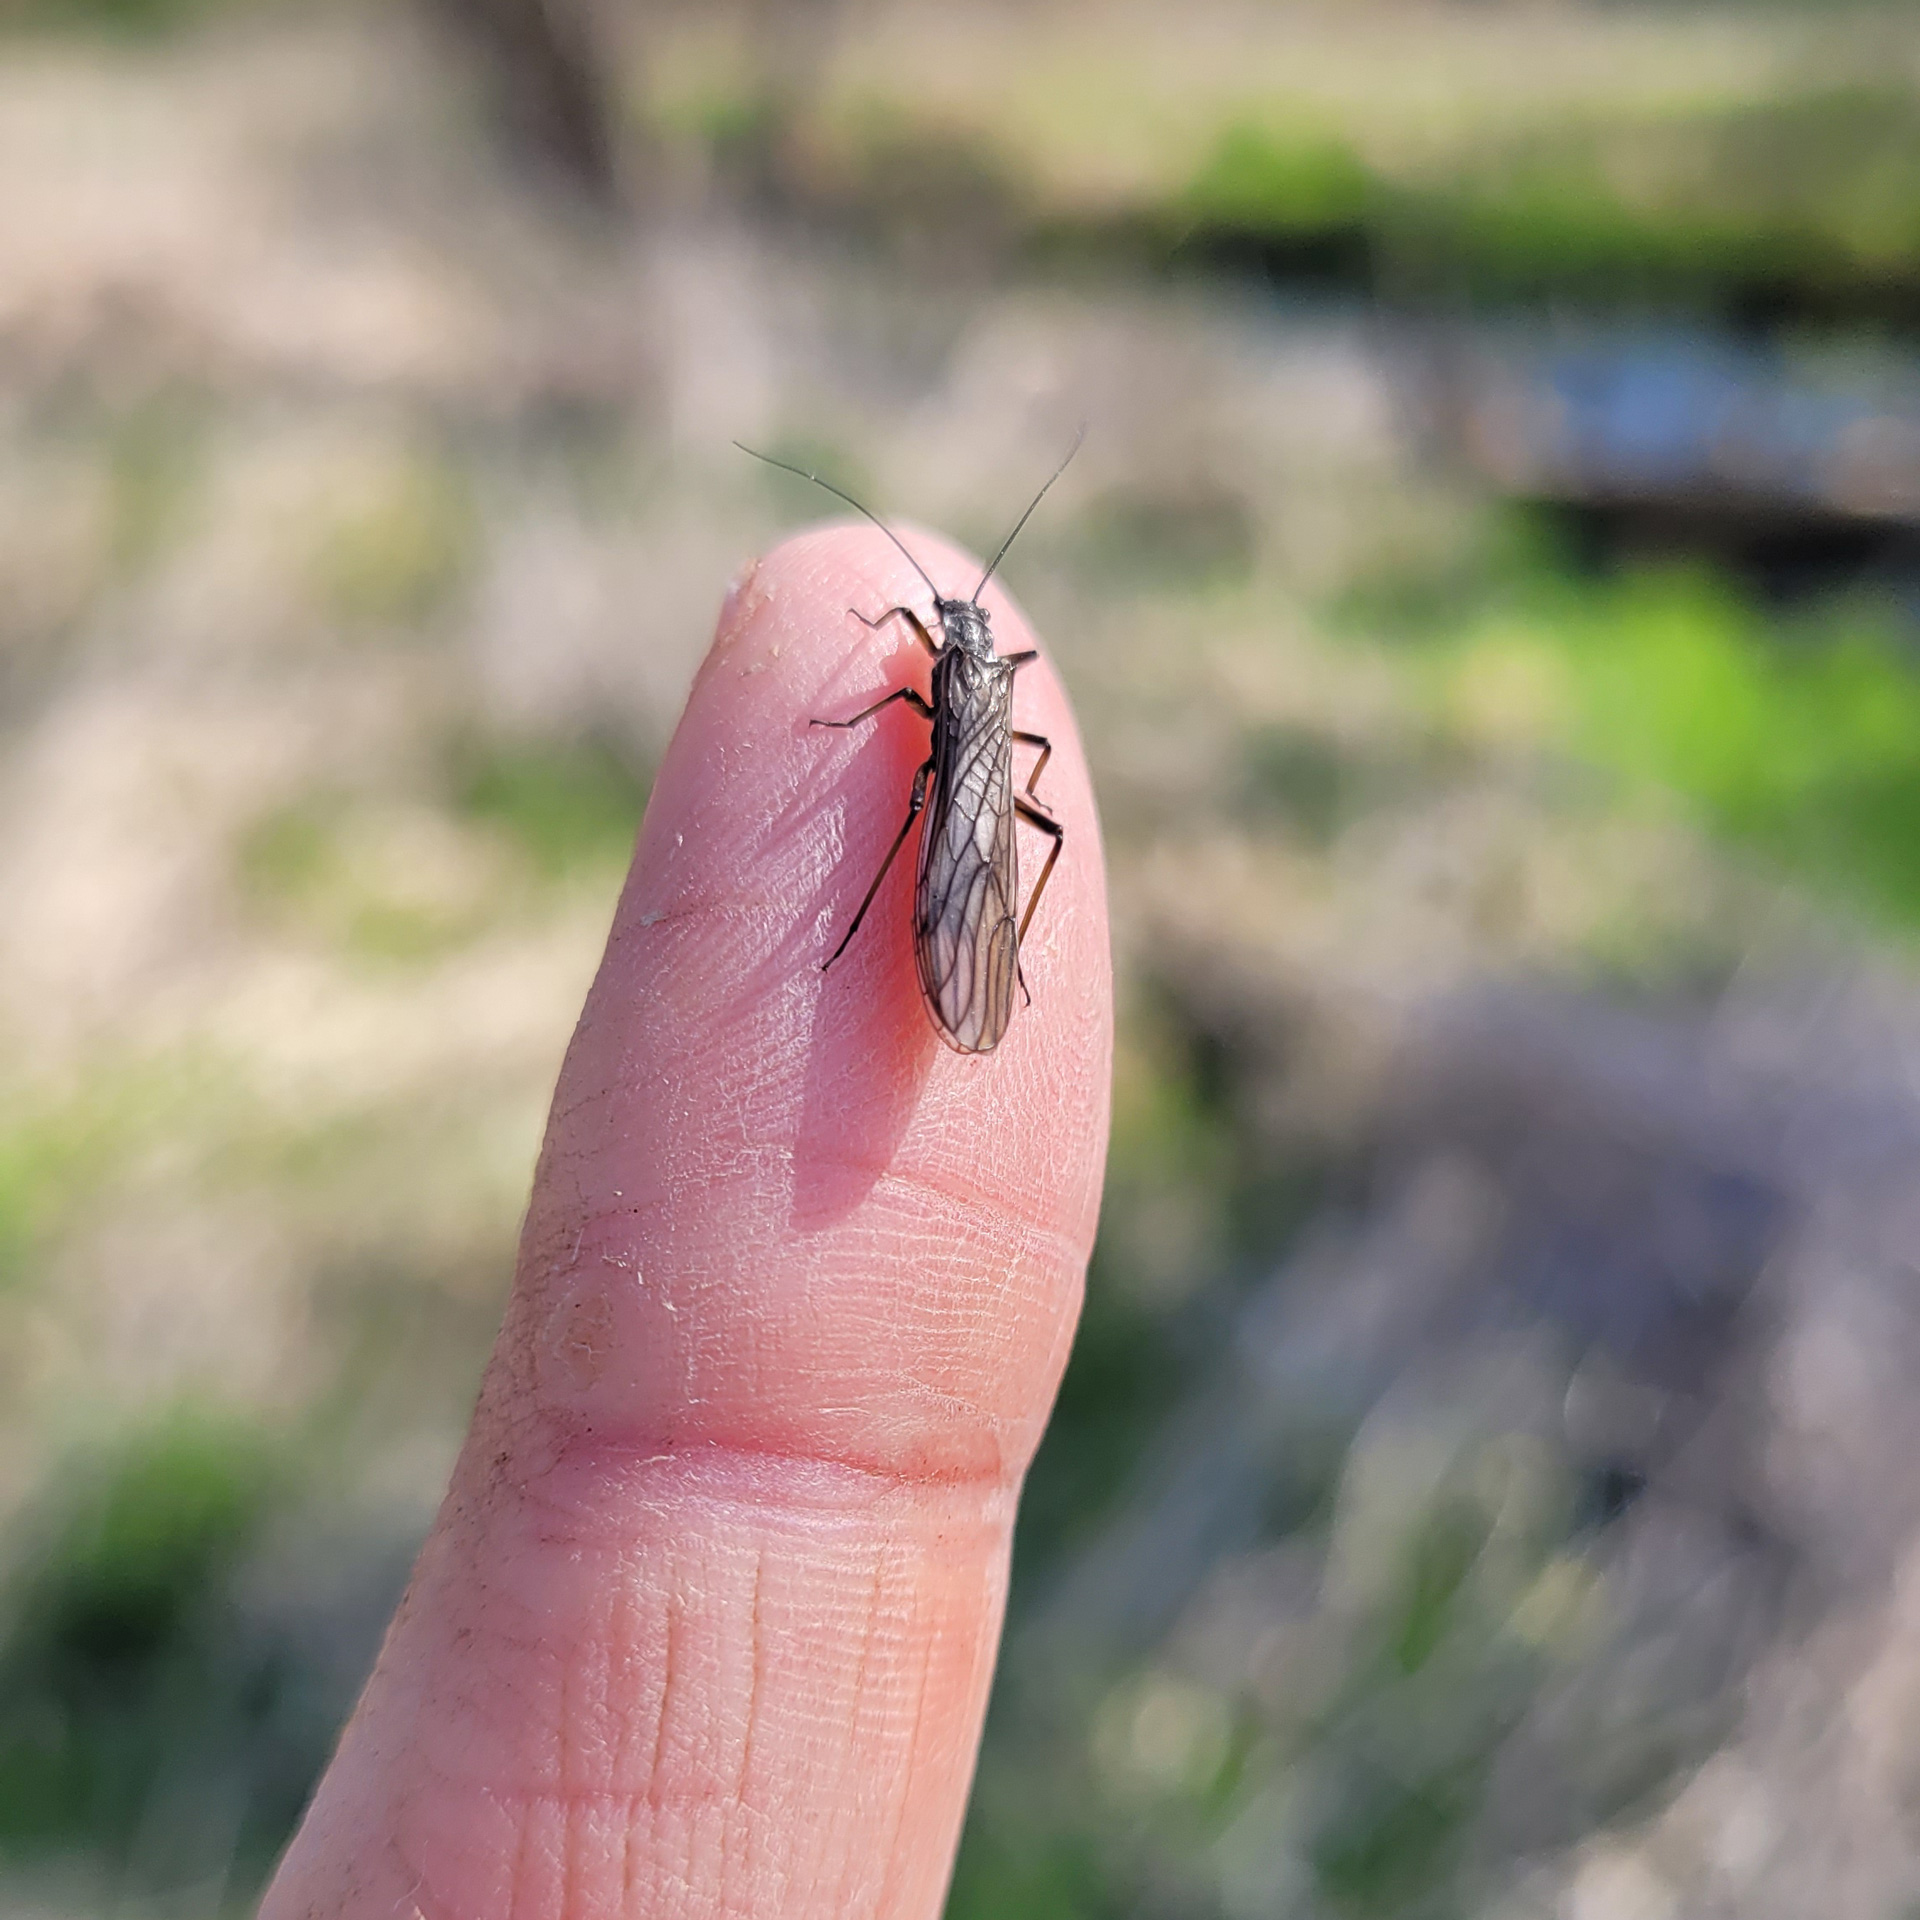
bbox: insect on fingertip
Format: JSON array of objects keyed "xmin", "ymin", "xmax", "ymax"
[{"xmin": 749, "ymin": 438, "xmax": 1077, "ymax": 1053}]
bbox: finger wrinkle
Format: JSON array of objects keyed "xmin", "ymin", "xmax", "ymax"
[
  {"xmin": 861, "ymin": 1156, "xmax": 1093, "ymax": 1267},
  {"xmin": 485, "ymin": 1782, "xmax": 776, "ymax": 1819},
  {"xmin": 738, "ymin": 1552, "xmax": 766, "ymax": 1805},
  {"xmin": 472, "ymin": 1786, "xmax": 799, "ymax": 1920},
  {"xmin": 875, "ymin": 1629, "xmax": 940, "ymax": 1915},
  {"xmin": 555, "ymin": 1146, "xmax": 1087, "ymax": 1280},
  {"xmin": 521, "ymin": 1428, "xmax": 1029, "ymax": 1520}
]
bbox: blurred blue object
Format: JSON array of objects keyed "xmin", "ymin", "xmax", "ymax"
[{"xmin": 1455, "ymin": 328, "xmax": 1920, "ymax": 529}]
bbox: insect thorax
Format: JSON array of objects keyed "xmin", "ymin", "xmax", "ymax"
[{"xmin": 936, "ymin": 599, "xmax": 996, "ymax": 660}]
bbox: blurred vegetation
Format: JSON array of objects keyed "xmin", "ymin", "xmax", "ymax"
[
  {"xmin": 6, "ymin": 0, "xmax": 222, "ymax": 35},
  {"xmin": 102, "ymin": 396, "xmax": 209, "ymax": 582},
  {"xmin": 959, "ymin": 1390, "xmax": 1620, "ymax": 1919},
  {"xmin": 627, "ymin": 3, "xmax": 1920, "ymax": 325},
  {"xmin": 238, "ymin": 738, "xmax": 646, "ymax": 961},
  {"xmin": 1353, "ymin": 518, "xmax": 1920, "ymax": 938},
  {"xmin": 0, "ymin": 1412, "xmax": 295, "ymax": 1887},
  {"xmin": 1074, "ymin": 485, "xmax": 1260, "ymax": 593},
  {"xmin": 1180, "ymin": 87, "xmax": 1920, "ymax": 316},
  {"xmin": 451, "ymin": 735, "xmax": 650, "ymax": 880},
  {"xmin": 0, "ymin": 1092, "xmax": 126, "ymax": 1297},
  {"xmin": 7, "ymin": 1, "xmax": 1920, "ymax": 1914},
  {"xmin": 1014, "ymin": 1005, "xmax": 1252, "ymax": 1575},
  {"xmin": 307, "ymin": 450, "xmax": 479, "ymax": 632},
  {"xmin": 0, "ymin": 1064, "xmax": 232, "ymax": 1298},
  {"xmin": 16, "ymin": 0, "xmax": 1920, "ymax": 314},
  {"xmin": 238, "ymin": 796, "xmax": 496, "ymax": 964}
]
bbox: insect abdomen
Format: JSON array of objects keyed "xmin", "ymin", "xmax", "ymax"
[
  {"xmin": 915, "ymin": 879, "xmax": 1017, "ymax": 1053},
  {"xmin": 914, "ymin": 659, "xmax": 1020, "ymax": 1053}
]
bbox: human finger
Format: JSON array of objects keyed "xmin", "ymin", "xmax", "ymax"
[{"xmin": 258, "ymin": 521, "xmax": 1111, "ymax": 1920}]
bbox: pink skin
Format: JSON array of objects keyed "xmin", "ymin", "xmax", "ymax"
[{"xmin": 259, "ymin": 525, "xmax": 1112, "ymax": 1920}]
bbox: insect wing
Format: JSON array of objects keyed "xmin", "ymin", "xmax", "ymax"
[{"xmin": 915, "ymin": 659, "xmax": 1019, "ymax": 1053}]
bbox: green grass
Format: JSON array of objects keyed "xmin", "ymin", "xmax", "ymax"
[
  {"xmin": 5, "ymin": 0, "xmax": 225, "ymax": 34},
  {"xmin": 1410, "ymin": 550, "xmax": 1920, "ymax": 936},
  {"xmin": 308, "ymin": 450, "xmax": 478, "ymax": 630},
  {"xmin": 237, "ymin": 801, "xmax": 339, "ymax": 903},
  {"xmin": 1177, "ymin": 85, "xmax": 1920, "ymax": 311},
  {"xmin": 239, "ymin": 740, "xmax": 647, "ymax": 963},
  {"xmin": 0, "ymin": 1410, "xmax": 281, "ymax": 1862},
  {"xmin": 0, "ymin": 1099, "xmax": 114, "ymax": 1293},
  {"xmin": 238, "ymin": 797, "xmax": 485, "ymax": 963},
  {"xmin": 0, "ymin": 1064, "xmax": 225, "ymax": 1292},
  {"xmin": 947, "ymin": 1826, "xmax": 1129, "ymax": 1920},
  {"xmin": 103, "ymin": 394, "xmax": 207, "ymax": 579},
  {"xmin": 453, "ymin": 736, "xmax": 649, "ymax": 881},
  {"xmin": 1310, "ymin": 1762, "xmax": 1480, "ymax": 1920},
  {"xmin": 655, "ymin": 29, "xmax": 1920, "ymax": 321},
  {"xmin": 1183, "ymin": 123, "xmax": 1374, "ymax": 238}
]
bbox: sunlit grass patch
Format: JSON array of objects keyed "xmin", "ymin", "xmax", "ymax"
[
  {"xmin": 0, "ymin": 1063, "xmax": 231, "ymax": 1294},
  {"xmin": 0, "ymin": 1099, "xmax": 117, "ymax": 1295},
  {"xmin": 1415, "ymin": 555, "xmax": 1920, "ymax": 938},
  {"xmin": 238, "ymin": 795, "xmax": 510, "ymax": 963},
  {"xmin": 239, "ymin": 738, "xmax": 647, "ymax": 961},
  {"xmin": 307, "ymin": 447, "xmax": 478, "ymax": 630},
  {"xmin": 451, "ymin": 735, "xmax": 649, "ymax": 882},
  {"xmin": 1184, "ymin": 123, "xmax": 1374, "ymax": 239},
  {"xmin": 1175, "ymin": 80, "xmax": 1920, "ymax": 316},
  {"xmin": 651, "ymin": 26, "xmax": 1920, "ymax": 321},
  {"xmin": 102, "ymin": 392, "xmax": 208, "ymax": 580},
  {"xmin": 1432, "ymin": 85, "xmax": 1920, "ymax": 303}
]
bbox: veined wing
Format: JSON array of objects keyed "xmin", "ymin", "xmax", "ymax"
[{"xmin": 915, "ymin": 659, "xmax": 1019, "ymax": 1054}]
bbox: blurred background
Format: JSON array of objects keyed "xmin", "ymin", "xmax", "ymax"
[{"xmin": 6, "ymin": 0, "xmax": 1920, "ymax": 1914}]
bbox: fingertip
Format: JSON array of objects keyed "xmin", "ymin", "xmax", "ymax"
[{"xmin": 511, "ymin": 516, "xmax": 1112, "ymax": 1486}]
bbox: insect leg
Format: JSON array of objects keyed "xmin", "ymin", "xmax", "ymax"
[
  {"xmin": 1004, "ymin": 650, "xmax": 1040, "ymax": 670},
  {"xmin": 1011, "ymin": 729, "xmax": 1053, "ymax": 796},
  {"xmin": 851, "ymin": 605, "xmax": 941, "ymax": 657},
  {"xmin": 1013, "ymin": 792, "xmax": 1065, "ymax": 945},
  {"xmin": 822, "ymin": 757, "xmax": 935, "ymax": 971},
  {"xmin": 811, "ymin": 685, "xmax": 934, "ymax": 729}
]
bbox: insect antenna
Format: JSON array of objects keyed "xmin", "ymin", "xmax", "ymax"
[
  {"xmin": 971, "ymin": 425, "xmax": 1085, "ymax": 601},
  {"xmin": 734, "ymin": 443, "xmax": 942, "ymax": 603}
]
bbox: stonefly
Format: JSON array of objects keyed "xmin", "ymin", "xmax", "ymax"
[{"xmin": 739, "ymin": 437, "xmax": 1080, "ymax": 1055}]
